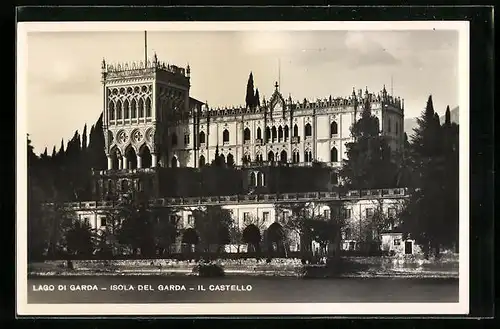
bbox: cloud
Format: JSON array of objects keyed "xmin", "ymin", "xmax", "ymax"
[
  {"xmin": 28, "ymin": 57, "xmax": 99, "ymax": 95},
  {"xmin": 343, "ymin": 32, "xmax": 400, "ymax": 68}
]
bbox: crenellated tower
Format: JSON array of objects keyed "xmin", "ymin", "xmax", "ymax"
[{"xmin": 101, "ymin": 54, "xmax": 191, "ymax": 171}]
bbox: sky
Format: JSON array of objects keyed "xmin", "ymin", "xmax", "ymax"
[{"xmin": 24, "ymin": 28, "xmax": 460, "ymax": 154}]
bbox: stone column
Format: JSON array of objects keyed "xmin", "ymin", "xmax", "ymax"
[
  {"xmin": 137, "ymin": 155, "xmax": 142, "ymax": 169},
  {"xmin": 122, "ymin": 156, "xmax": 128, "ymax": 170},
  {"xmin": 152, "ymin": 154, "xmax": 158, "ymax": 168},
  {"xmin": 107, "ymin": 156, "xmax": 112, "ymax": 170},
  {"xmin": 118, "ymin": 157, "xmax": 123, "ymax": 170}
]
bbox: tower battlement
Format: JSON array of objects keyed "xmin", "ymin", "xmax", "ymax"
[{"xmin": 101, "ymin": 54, "xmax": 190, "ymax": 83}]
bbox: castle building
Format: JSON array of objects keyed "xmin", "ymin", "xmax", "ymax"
[{"xmin": 72, "ymin": 54, "xmax": 411, "ymax": 254}]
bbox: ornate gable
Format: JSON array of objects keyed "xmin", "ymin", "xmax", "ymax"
[{"xmin": 269, "ymin": 82, "xmax": 286, "ymax": 112}]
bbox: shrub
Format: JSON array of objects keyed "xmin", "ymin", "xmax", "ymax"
[{"xmin": 192, "ymin": 263, "xmax": 225, "ymax": 277}]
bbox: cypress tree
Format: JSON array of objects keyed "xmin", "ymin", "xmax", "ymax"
[
  {"xmin": 82, "ymin": 124, "xmax": 88, "ymax": 151},
  {"xmin": 339, "ymin": 98, "xmax": 396, "ymax": 189},
  {"xmin": 254, "ymin": 88, "xmax": 260, "ymax": 107},
  {"xmin": 245, "ymin": 72, "xmax": 256, "ymax": 108}
]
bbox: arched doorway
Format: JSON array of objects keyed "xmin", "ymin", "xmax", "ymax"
[
  {"xmin": 182, "ymin": 228, "xmax": 199, "ymax": 253},
  {"xmin": 280, "ymin": 150, "xmax": 287, "ymax": 163},
  {"xmin": 243, "ymin": 224, "xmax": 261, "ymax": 252},
  {"xmin": 139, "ymin": 145, "xmax": 152, "ymax": 168},
  {"xmin": 266, "ymin": 222, "xmax": 286, "ymax": 255},
  {"xmin": 110, "ymin": 147, "xmax": 121, "ymax": 170},
  {"xmin": 171, "ymin": 156, "xmax": 178, "ymax": 168},
  {"xmin": 268, "ymin": 151, "xmax": 274, "ymax": 162},
  {"xmin": 226, "ymin": 153, "xmax": 235, "ymax": 167},
  {"xmin": 199, "ymin": 155, "xmax": 206, "ymax": 167},
  {"xmin": 125, "ymin": 146, "xmax": 137, "ymax": 169}
]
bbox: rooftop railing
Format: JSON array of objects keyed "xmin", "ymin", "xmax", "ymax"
[{"xmin": 47, "ymin": 188, "xmax": 409, "ymax": 210}]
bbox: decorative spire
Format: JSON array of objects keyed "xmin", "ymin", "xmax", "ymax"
[
  {"xmin": 153, "ymin": 52, "xmax": 158, "ymax": 64},
  {"xmin": 101, "ymin": 58, "xmax": 106, "ymax": 70},
  {"xmin": 274, "ymin": 81, "xmax": 279, "ymax": 91},
  {"xmin": 186, "ymin": 63, "xmax": 191, "ymax": 77}
]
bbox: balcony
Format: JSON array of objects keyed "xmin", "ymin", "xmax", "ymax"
[
  {"xmin": 255, "ymin": 138, "xmax": 263, "ymax": 145},
  {"xmin": 244, "ymin": 139, "xmax": 252, "ymax": 145},
  {"xmin": 223, "ymin": 141, "xmax": 230, "ymax": 146},
  {"xmin": 292, "ymin": 136, "xmax": 300, "ymax": 144}
]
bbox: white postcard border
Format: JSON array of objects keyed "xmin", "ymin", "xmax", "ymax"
[{"xmin": 16, "ymin": 20, "xmax": 470, "ymax": 316}]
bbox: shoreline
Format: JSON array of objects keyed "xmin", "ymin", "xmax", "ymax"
[{"xmin": 28, "ymin": 268, "xmax": 459, "ymax": 279}]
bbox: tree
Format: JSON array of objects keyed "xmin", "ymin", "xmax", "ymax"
[
  {"xmin": 275, "ymin": 202, "xmax": 314, "ymax": 254},
  {"xmin": 193, "ymin": 205, "xmax": 234, "ymax": 253},
  {"xmin": 339, "ymin": 98, "xmax": 397, "ymax": 189},
  {"xmin": 400, "ymin": 96, "xmax": 453, "ymax": 258},
  {"xmin": 240, "ymin": 214, "xmax": 265, "ymax": 252},
  {"xmin": 245, "ymin": 72, "xmax": 256, "ymax": 108},
  {"xmin": 65, "ymin": 220, "xmax": 94, "ymax": 256},
  {"xmin": 151, "ymin": 207, "xmax": 180, "ymax": 255},
  {"xmin": 254, "ymin": 88, "xmax": 260, "ymax": 107}
]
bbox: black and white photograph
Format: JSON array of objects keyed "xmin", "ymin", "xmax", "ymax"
[{"xmin": 17, "ymin": 21, "xmax": 469, "ymax": 316}]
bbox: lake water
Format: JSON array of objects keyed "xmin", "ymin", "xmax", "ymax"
[{"xmin": 27, "ymin": 275, "xmax": 459, "ymax": 304}]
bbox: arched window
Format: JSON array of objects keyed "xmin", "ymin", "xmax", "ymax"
[
  {"xmin": 171, "ymin": 133, "xmax": 178, "ymax": 146},
  {"xmin": 293, "ymin": 151, "xmax": 300, "ymax": 163},
  {"xmin": 250, "ymin": 172, "xmax": 256, "ymax": 186},
  {"xmin": 257, "ymin": 172, "xmax": 264, "ymax": 186},
  {"xmin": 124, "ymin": 99, "xmax": 130, "ymax": 119},
  {"xmin": 305, "ymin": 123, "xmax": 312, "ymax": 137},
  {"xmin": 257, "ymin": 127, "xmax": 262, "ymax": 140},
  {"xmin": 138, "ymin": 98, "xmax": 144, "ymax": 117},
  {"xmin": 199, "ymin": 131, "xmax": 206, "ymax": 144},
  {"xmin": 284, "ymin": 125, "xmax": 289, "ymax": 141},
  {"xmin": 256, "ymin": 153, "xmax": 263, "ymax": 162},
  {"xmin": 280, "ymin": 150, "xmax": 287, "ymax": 163},
  {"xmin": 272, "ymin": 126, "xmax": 277, "ymax": 141},
  {"xmin": 278, "ymin": 126, "xmax": 283, "ymax": 142},
  {"xmin": 331, "ymin": 147, "xmax": 338, "ymax": 162},
  {"xmin": 199, "ymin": 155, "xmax": 206, "ymax": 167},
  {"xmin": 109, "ymin": 101, "xmax": 115, "ymax": 120},
  {"xmin": 268, "ymin": 151, "xmax": 274, "ymax": 162},
  {"xmin": 116, "ymin": 100, "xmax": 123, "ymax": 120},
  {"xmin": 131, "ymin": 99, "xmax": 137, "ymax": 118},
  {"xmin": 330, "ymin": 121, "xmax": 338, "ymax": 136},
  {"xmin": 304, "ymin": 151, "xmax": 312, "ymax": 162},
  {"xmin": 122, "ymin": 179, "xmax": 129, "ymax": 192},
  {"xmin": 223, "ymin": 129, "xmax": 230, "ymax": 143},
  {"xmin": 293, "ymin": 124, "xmax": 299, "ymax": 137},
  {"xmin": 265, "ymin": 127, "xmax": 271, "ymax": 142},
  {"xmin": 244, "ymin": 128, "xmax": 251, "ymax": 141},
  {"xmin": 145, "ymin": 97, "xmax": 152, "ymax": 117}
]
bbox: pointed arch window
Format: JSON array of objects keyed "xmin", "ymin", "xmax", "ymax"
[
  {"xmin": 250, "ymin": 172, "xmax": 256, "ymax": 186},
  {"xmin": 293, "ymin": 124, "xmax": 299, "ymax": 137},
  {"xmin": 243, "ymin": 128, "xmax": 251, "ymax": 141},
  {"xmin": 331, "ymin": 147, "xmax": 338, "ymax": 162},
  {"xmin": 257, "ymin": 127, "xmax": 262, "ymax": 140},
  {"xmin": 268, "ymin": 151, "xmax": 275, "ymax": 162},
  {"xmin": 278, "ymin": 126, "xmax": 283, "ymax": 142},
  {"xmin": 131, "ymin": 99, "xmax": 137, "ymax": 118},
  {"xmin": 271, "ymin": 126, "xmax": 277, "ymax": 142},
  {"xmin": 305, "ymin": 123, "xmax": 312, "ymax": 137},
  {"xmin": 284, "ymin": 125, "xmax": 289, "ymax": 141},
  {"xmin": 257, "ymin": 172, "xmax": 265, "ymax": 186},
  {"xmin": 109, "ymin": 101, "xmax": 115, "ymax": 120},
  {"xmin": 292, "ymin": 151, "xmax": 300, "ymax": 163},
  {"xmin": 265, "ymin": 127, "xmax": 271, "ymax": 142},
  {"xmin": 138, "ymin": 98, "xmax": 145, "ymax": 117},
  {"xmin": 280, "ymin": 150, "xmax": 287, "ymax": 163},
  {"xmin": 116, "ymin": 100, "xmax": 123, "ymax": 120},
  {"xmin": 123, "ymin": 99, "xmax": 130, "ymax": 119},
  {"xmin": 145, "ymin": 97, "xmax": 152, "ymax": 117},
  {"xmin": 223, "ymin": 129, "xmax": 230, "ymax": 144},
  {"xmin": 199, "ymin": 131, "xmax": 206, "ymax": 144},
  {"xmin": 330, "ymin": 121, "xmax": 338, "ymax": 136},
  {"xmin": 304, "ymin": 151, "xmax": 312, "ymax": 162}
]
